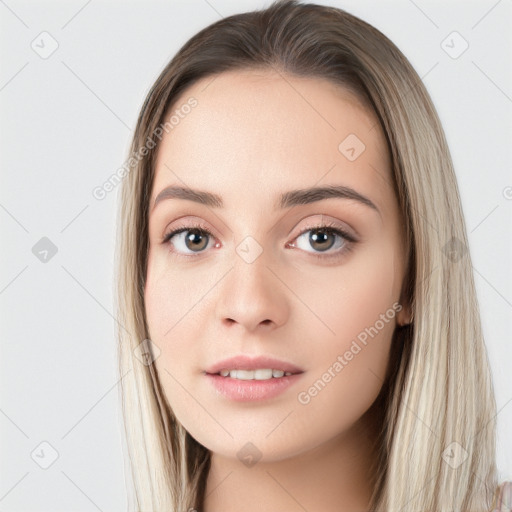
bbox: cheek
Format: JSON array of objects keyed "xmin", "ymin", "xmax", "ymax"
[
  {"xmin": 291, "ymin": 243, "xmax": 399, "ymax": 412},
  {"xmin": 290, "ymin": 241, "xmax": 399, "ymax": 347},
  {"xmin": 144, "ymin": 260, "xmax": 205, "ymax": 422},
  {"xmin": 145, "ymin": 250, "xmax": 206, "ymax": 339},
  {"xmin": 144, "ymin": 252, "xmax": 218, "ymax": 380}
]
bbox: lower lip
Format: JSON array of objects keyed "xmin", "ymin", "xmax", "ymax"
[{"xmin": 205, "ymin": 373, "xmax": 303, "ymax": 402}]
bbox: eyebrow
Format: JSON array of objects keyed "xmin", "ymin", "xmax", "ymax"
[{"xmin": 151, "ymin": 184, "xmax": 380, "ymax": 215}]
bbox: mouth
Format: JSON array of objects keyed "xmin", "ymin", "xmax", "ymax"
[
  {"xmin": 204, "ymin": 355, "xmax": 304, "ymax": 401},
  {"xmin": 211, "ymin": 368, "xmax": 298, "ymax": 380},
  {"xmin": 205, "ymin": 354, "xmax": 304, "ymax": 378}
]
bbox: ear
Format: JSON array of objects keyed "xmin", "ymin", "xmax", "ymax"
[{"xmin": 396, "ymin": 289, "xmax": 413, "ymax": 327}]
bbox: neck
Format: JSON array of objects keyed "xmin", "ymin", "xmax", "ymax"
[{"xmin": 202, "ymin": 405, "xmax": 381, "ymax": 512}]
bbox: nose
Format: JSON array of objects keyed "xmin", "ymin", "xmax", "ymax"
[{"xmin": 214, "ymin": 249, "xmax": 290, "ymax": 333}]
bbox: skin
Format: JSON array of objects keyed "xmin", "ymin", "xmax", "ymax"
[{"xmin": 145, "ymin": 69, "xmax": 411, "ymax": 512}]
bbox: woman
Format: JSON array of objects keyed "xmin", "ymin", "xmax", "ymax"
[{"xmin": 114, "ymin": 1, "xmax": 510, "ymax": 510}]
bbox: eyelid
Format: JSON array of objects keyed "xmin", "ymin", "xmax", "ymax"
[
  {"xmin": 161, "ymin": 216, "xmax": 218, "ymax": 241},
  {"xmin": 292, "ymin": 216, "xmax": 358, "ymax": 242},
  {"xmin": 161, "ymin": 220, "xmax": 216, "ymax": 245}
]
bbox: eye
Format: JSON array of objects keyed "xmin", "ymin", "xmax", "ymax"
[
  {"xmin": 288, "ymin": 221, "xmax": 357, "ymax": 260},
  {"xmin": 162, "ymin": 222, "xmax": 216, "ymax": 257},
  {"xmin": 161, "ymin": 219, "xmax": 357, "ymax": 260}
]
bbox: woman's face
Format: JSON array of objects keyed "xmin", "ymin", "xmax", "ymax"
[{"xmin": 145, "ymin": 69, "xmax": 409, "ymax": 462}]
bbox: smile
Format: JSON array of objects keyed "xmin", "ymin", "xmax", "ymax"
[{"xmin": 218, "ymin": 369, "xmax": 293, "ymax": 380}]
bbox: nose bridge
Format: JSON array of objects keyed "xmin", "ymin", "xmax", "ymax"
[
  {"xmin": 215, "ymin": 235, "xmax": 288, "ymax": 331},
  {"xmin": 234, "ymin": 239, "xmax": 271, "ymax": 292}
]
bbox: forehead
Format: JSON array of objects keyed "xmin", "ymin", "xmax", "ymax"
[{"xmin": 152, "ymin": 69, "xmax": 391, "ymax": 208}]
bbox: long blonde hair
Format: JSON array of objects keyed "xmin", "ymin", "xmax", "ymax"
[{"xmin": 114, "ymin": 1, "xmax": 499, "ymax": 510}]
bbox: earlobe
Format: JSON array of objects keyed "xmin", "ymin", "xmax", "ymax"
[
  {"xmin": 396, "ymin": 294, "xmax": 414, "ymax": 327},
  {"xmin": 396, "ymin": 309, "xmax": 414, "ymax": 327},
  {"xmin": 396, "ymin": 304, "xmax": 414, "ymax": 326}
]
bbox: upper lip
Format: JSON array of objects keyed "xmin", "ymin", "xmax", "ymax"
[{"xmin": 205, "ymin": 355, "xmax": 304, "ymax": 375}]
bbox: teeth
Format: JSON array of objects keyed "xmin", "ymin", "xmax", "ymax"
[{"xmin": 218, "ymin": 369, "xmax": 293, "ymax": 380}]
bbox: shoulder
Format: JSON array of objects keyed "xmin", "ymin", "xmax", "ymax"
[{"xmin": 491, "ymin": 481, "xmax": 512, "ymax": 512}]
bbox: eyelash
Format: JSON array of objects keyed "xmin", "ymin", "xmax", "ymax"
[{"xmin": 161, "ymin": 220, "xmax": 357, "ymax": 261}]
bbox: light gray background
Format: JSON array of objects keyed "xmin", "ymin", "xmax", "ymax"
[{"xmin": 1, "ymin": 0, "xmax": 511, "ymax": 510}]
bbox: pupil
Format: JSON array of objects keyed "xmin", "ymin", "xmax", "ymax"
[{"xmin": 310, "ymin": 230, "xmax": 334, "ymax": 252}]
